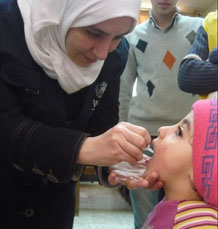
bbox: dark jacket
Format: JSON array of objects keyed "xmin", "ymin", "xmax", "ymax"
[
  {"xmin": 178, "ymin": 26, "xmax": 218, "ymax": 95},
  {"xmin": 0, "ymin": 0, "xmax": 129, "ymax": 228}
]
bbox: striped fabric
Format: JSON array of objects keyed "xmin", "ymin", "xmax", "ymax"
[{"xmin": 174, "ymin": 200, "xmax": 218, "ymax": 229}]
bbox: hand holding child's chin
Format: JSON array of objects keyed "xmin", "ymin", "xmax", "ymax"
[
  {"xmin": 108, "ymin": 171, "xmax": 164, "ymax": 190},
  {"xmin": 108, "ymin": 158, "xmax": 164, "ymax": 190}
]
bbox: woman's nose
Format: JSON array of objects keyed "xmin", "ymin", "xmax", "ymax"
[{"xmin": 92, "ymin": 39, "xmax": 117, "ymax": 60}]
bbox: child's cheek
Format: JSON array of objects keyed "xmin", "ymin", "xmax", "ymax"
[
  {"xmin": 147, "ymin": 147, "xmax": 166, "ymax": 173},
  {"xmin": 145, "ymin": 155, "xmax": 162, "ymax": 175}
]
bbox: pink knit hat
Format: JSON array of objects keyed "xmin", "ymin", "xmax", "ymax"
[{"xmin": 192, "ymin": 99, "xmax": 217, "ymax": 207}]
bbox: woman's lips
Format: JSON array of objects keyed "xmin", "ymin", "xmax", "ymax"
[{"xmin": 84, "ymin": 55, "xmax": 97, "ymax": 64}]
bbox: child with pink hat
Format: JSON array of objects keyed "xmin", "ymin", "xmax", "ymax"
[{"xmin": 142, "ymin": 99, "xmax": 217, "ymax": 228}]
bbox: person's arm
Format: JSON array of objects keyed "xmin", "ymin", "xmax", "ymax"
[
  {"xmin": 178, "ymin": 26, "xmax": 218, "ymax": 94},
  {"xmin": 0, "ymin": 75, "xmax": 88, "ymax": 183},
  {"xmin": 0, "ymin": 72, "xmax": 151, "ymax": 185},
  {"xmin": 119, "ymin": 35, "xmax": 138, "ymax": 122}
]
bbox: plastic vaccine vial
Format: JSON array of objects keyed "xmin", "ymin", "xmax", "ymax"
[{"xmin": 143, "ymin": 145, "xmax": 154, "ymax": 157}]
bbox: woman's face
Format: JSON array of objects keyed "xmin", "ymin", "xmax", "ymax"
[
  {"xmin": 145, "ymin": 111, "xmax": 194, "ymax": 183},
  {"xmin": 65, "ymin": 17, "xmax": 134, "ymax": 67}
]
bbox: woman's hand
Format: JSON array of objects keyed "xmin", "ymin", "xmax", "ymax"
[
  {"xmin": 108, "ymin": 170, "xmax": 164, "ymax": 190},
  {"xmin": 108, "ymin": 155, "xmax": 164, "ymax": 190},
  {"xmin": 110, "ymin": 154, "xmax": 149, "ymax": 178},
  {"xmin": 77, "ymin": 122, "xmax": 151, "ymax": 166}
]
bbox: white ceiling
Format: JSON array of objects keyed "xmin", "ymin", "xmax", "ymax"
[{"xmin": 141, "ymin": 0, "xmax": 217, "ymax": 13}]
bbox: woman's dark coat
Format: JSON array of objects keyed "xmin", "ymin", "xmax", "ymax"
[{"xmin": 0, "ymin": 0, "xmax": 129, "ymax": 228}]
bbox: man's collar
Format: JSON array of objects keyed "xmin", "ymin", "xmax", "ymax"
[{"xmin": 149, "ymin": 8, "xmax": 179, "ymax": 32}]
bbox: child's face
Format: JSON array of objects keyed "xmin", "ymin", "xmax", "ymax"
[{"xmin": 145, "ymin": 111, "xmax": 194, "ymax": 183}]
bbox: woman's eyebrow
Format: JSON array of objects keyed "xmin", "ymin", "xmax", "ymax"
[
  {"xmin": 182, "ymin": 119, "xmax": 191, "ymax": 131},
  {"xmin": 89, "ymin": 27, "xmax": 108, "ymax": 35},
  {"xmin": 89, "ymin": 26, "xmax": 130, "ymax": 37}
]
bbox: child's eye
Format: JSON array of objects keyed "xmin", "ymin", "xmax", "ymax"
[{"xmin": 176, "ymin": 126, "xmax": 183, "ymax": 137}]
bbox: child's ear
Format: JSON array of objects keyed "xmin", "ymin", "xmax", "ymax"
[
  {"xmin": 189, "ymin": 168, "xmax": 195, "ymax": 187},
  {"xmin": 190, "ymin": 169, "xmax": 200, "ymax": 194},
  {"xmin": 190, "ymin": 169, "xmax": 194, "ymax": 182},
  {"xmin": 189, "ymin": 136, "xmax": 193, "ymax": 145}
]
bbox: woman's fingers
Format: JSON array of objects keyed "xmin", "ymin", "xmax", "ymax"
[
  {"xmin": 120, "ymin": 122, "xmax": 151, "ymax": 148},
  {"xmin": 143, "ymin": 172, "xmax": 164, "ymax": 189},
  {"xmin": 108, "ymin": 172, "xmax": 118, "ymax": 185},
  {"xmin": 108, "ymin": 170, "xmax": 164, "ymax": 190},
  {"xmin": 110, "ymin": 122, "xmax": 151, "ymax": 163},
  {"xmin": 78, "ymin": 122, "xmax": 151, "ymax": 166},
  {"xmin": 118, "ymin": 140, "xmax": 143, "ymax": 163}
]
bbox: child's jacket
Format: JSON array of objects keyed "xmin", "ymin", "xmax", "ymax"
[{"xmin": 144, "ymin": 198, "xmax": 218, "ymax": 228}]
